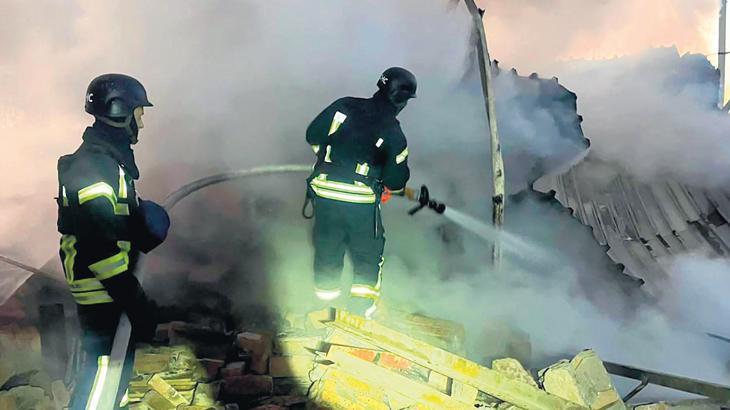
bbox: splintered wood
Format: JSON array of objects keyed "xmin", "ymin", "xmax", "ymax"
[{"xmin": 306, "ymin": 309, "xmax": 627, "ymax": 410}]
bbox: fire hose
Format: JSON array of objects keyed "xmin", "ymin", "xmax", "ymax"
[{"xmin": 96, "ymin": 164, "xmax": 446, "ymax": 408}]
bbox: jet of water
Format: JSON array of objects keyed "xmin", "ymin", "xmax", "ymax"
[{"xmin": 442, "ymin": 207, "xmax": 557, "ymax": 266}]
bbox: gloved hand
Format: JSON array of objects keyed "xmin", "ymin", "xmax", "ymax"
[
  {"xmin": 135, "ymin": 199, "xmax": 171, "ymax": 253},
  {"xmin": 381, "ymin": 188, "xmax": 393, "ymax": 204}
]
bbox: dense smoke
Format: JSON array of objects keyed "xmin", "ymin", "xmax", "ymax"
[
  {"xmin": 482, "ymin": 0, "xmax": 719, "ymax": 75},
  {"xmin": 1, "ymin": 0, "xmax": 729, "ymax": 403},
  {"xmin": 554, "ymin": 47, "xmax": 730, "ymax": 188}
]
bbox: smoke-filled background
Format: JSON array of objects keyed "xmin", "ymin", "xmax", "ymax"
[{"xmin": 1, "ymin": 0, "xmax": 730, "ymax": 402}]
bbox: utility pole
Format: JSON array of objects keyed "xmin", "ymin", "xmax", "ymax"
[
  {"xmin": 463, "ymin": 0, "xmax": 505, "ymax": 268},
  {"xmin": 719, "ymin": 0, "xmax": 728, "ymax": 109}
]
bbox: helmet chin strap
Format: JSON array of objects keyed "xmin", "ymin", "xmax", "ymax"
[{"xmin": 95, "ymin": 115, "xmax": 137, "ymax": 143}]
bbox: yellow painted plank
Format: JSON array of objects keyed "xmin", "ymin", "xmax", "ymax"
[
  {"xmin": 328, "ymin": 349, "xmax": 472, "ymax": 409},
  {"xmin": 325, "ymin": 310, "xmax": 586, "ymax": 410}
]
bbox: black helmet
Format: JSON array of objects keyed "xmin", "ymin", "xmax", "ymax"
[
  {"xmin": 85, "ymin": 73, "xmax": 153, "ymax": 120},
  {"xmin": 377, "ymin": 67, "xmax": 417, "ymax": 105}
]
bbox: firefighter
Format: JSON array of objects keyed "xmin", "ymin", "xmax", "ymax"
[
  {"xmin": 58, "ymin": 74, "xmax": 170, "ymax": 409},
  {"xmin": 305, "ymin": 67, "xmax": 415, "ymax": 319}
]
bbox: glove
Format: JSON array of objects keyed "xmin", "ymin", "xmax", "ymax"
[
  {"xmin": 135, "ymin": 199, "xmax": 171, "ymax": 253},
  {"xmin": 381, "ymin": 188, "xmax": 392, "ymax": 204}
]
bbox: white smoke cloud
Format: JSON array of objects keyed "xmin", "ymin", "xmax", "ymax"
[
  {"xmin": 1, "ymin": 0, "xmax": 729, "ymax": 403},
  {"xmin": 554, "ymin": 47, "xmax": 730, "ymax": 188},
  {"xmin": 482, "ymin": 0, "xmax": 718, "ymax": 75}
]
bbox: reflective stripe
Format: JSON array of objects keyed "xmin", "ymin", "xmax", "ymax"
[
  {"xmin": 68, "ymin": 277, "xmax": 105, "ymax": 293},
  {"xmin": 77, "ymin": 182, "xmax": 130, "ymax": 216},
  {"xmin": 62, "ymin": 186, "xmax": 69, "ymax": 206},
  {"xmin": 328, "ymin": 111, "xmax": 347, "ymax": 136},
  {"xmin": 88, "ymin": 241, "xmax": 130, "ymax": 280},
  {"xmin": 312, "ymin": 176, "xmax": 375, "ymax": 194},
  {"xmin": 315, "ymin": 288, "xmax": 342, "ymax": 301},
  {"xmin": 118, "ymin": 166, "xmax": 128, "ymax": 199},
  {"xmin": 74, "ymin": 290, "xmax": 114, "ymax": 305},
  {"xmin": 78, "ymin": 182, "xmax": 115, "ymax": 205},
  {"xmin": 324, "ymin": 145, "xmax": 332, "ymax": 163},
  {"xmin": 355, "ymin": 163, "xmax": 370, "ymax": 176},
  {"xmin": 120, "ymin": 389, "xmax": 130, "ymax": 407},
  {"xmin": 350, "ymin": 285, "xmax": 380, "ymax": 298},
  {"xmin": 86, "ymin": 355, "xmax": 110, "ymax": 410},
  {"xmin": 375, "ymin": 256, "xmax": 384, "ymax": 290},
  {"xmin": 117, "ymin": 240, "xmax": 131, "ymax": 252},
  {"xmin": 61, "ymin": 235, "xmax": 77, "ymax": 282},
  {"xmin": 311, "ymin": 186, "xmax": 375, "ymax": 203},
  {"xmin": 115, "ymin": 203, "xmax": 130, "ymax": 216},
  {"xmin": 310, "ymin": 175, "xmax": 376, "ymax": 203},
  {"xmin": 312, "ymin": 145, "xmax": 320, "ymax": 154},
  {"xmin": 365, "ymin": 303, "xmax": 377, "ymax": 319},
  {"xmin": 375, "ymin": 138, "xmax": 384, "ymax": 148},
  {"xmin": 396, "ymin": 147, "xmax": 409, "ymax": 164}
]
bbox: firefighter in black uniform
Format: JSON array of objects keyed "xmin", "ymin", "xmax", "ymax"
[
  {"xmin": 305, "ymin": 67, "xmax": 415, "ymax": 318},
  {"xmin": 57, "ymin": 74, "xmax": 170, "ymax": 409}
]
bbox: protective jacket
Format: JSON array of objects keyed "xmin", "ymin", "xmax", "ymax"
[
  {"xmin": 56, "ymin": 121, "xmax": 165, "ymax": 331},
  {"xmin": 306, "ymin": 91, "xmax": 410, "ymax": 203}
]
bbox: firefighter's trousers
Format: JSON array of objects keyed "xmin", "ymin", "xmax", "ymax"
[
  {"xmin": 312, "ymin": 196, "xmax": 384, "ymax": 299},
  {"xmin": 69, "ymin": 305, "xmax": 135, "ymax": 410}
]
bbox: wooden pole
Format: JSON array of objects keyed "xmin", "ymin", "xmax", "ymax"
[
  {"xmin": 463, "ymin": 0, "xmax": 505, "ymax": 267},
  {"xmin": 719, "ymin": 0, "xmax": 727, "ymax": 109}
]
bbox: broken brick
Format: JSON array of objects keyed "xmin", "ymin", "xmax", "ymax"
[
  {"xmin": 147, "ymin": 374, "xmax": 189, "ymax": 407},
  {"xmin": 198, "ymin": 359, "xmax": 225, "ymax": 380},
  {"xmin": 236, "ymin": 331, "xmax": 272, "ymax": 375},
  {"xmin": 221, "ymin": 361, "xmax": 246, "ymax": 378}
]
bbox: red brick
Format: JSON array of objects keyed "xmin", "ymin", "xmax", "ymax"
[
  {"xmin": 198, "ymin": 359, "xmax": 225, "ymax": 380},
  {"xmin": 236, "ymin": 332, "xmax": 272, "ymax": 375},
  {"xmin": 221, "ymin": 361, "xmax": 246, "ymax": 378}
]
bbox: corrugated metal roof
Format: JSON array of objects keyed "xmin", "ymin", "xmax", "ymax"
[{"xmin": 533, "ymin": 156, "xmax": 730, "ymax": 289}]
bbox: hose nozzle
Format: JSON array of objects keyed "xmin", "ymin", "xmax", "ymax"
[{"xmin": 408, "ymin": 185, "xmax": 446, "ymax": 215}]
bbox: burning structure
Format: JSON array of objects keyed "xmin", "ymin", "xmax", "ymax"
[{"xmin": 1, "ymin": 1, "xmax": 730, "ymax": 409}]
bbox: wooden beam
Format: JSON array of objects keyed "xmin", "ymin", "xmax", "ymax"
[
  {"xmin": 325, "ymin": 310, "xmax": 586, "ymax": 410},
  {"xmin": 463, "ymin": 0, "xmax": 505, "ymax": 267},
  {"xmin": 328, "ymin": 349, "xmax": 474, "ymax": 409}
]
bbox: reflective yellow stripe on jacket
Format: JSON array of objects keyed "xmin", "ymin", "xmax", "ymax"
[
  {"xmin": 310, "ymin": 174, "xmax": 376, "ymax": 204},
  {"xmin": 88, "ymin": 241, "xmax": 131, "ymax": 280},
  {"xmin": 69, "ymin": 278, "xmax": 114, "ymax": 305},
  {"xmin": 78, "ymin": 182, "xmax": 129, "ymax": 216}
]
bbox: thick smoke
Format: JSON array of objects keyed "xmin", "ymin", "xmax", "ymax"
[
  {"xmin": 482, "ymin": 0, "xmax": 719, "ymax": 75},
  {"xmin": 1, "ymin": 0, "xmax": 729, "ymax": 403},
  {"xmin": 554, "ymin": 47, "xmax": 730, "ymax": 188}
]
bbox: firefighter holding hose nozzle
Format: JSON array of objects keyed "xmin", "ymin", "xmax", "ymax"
[
  {"xmin": 57, "ymin": 74, "xmax": 170, "ymax": 409},
  {"xmin": 304, "ymin": 67, "xmax": 416, "ymax": 319}
]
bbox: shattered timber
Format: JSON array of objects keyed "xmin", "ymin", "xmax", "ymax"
[{"xmin": 2, "ymin": 1, "xmax": 730, "ymax": 410}]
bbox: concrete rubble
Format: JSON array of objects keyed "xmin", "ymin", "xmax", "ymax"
[
  {"xmin": 0, "ymin": 305, "xmax": 726, "ymax": 409},
  {"xmin": 117, "ymin": 307, "xmax": 730, "ymax": 409}
]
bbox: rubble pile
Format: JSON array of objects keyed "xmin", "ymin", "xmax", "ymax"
[
  {"xmin": 306, "ymin": 309, "xmax": 627, "ymax": 410},
  {"xmin": 127, "ymin": 310, "xmax": 321, "ymax": 410},
  {"xmin": 0, "ymin": 321, "xmax": 71, "ymax": 410}
]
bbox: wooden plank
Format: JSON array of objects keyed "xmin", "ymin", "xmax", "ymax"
[
  {"xmin": 464, "ymin": 0, "xmax": 505, "ymax": 267},
  {"xmin": 328, "ymin": 349, "xmax": 473, "ymax": 409},
  {"xmin": 324, "ymin": 310, "xmax": 586, "ymax": 410}
]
